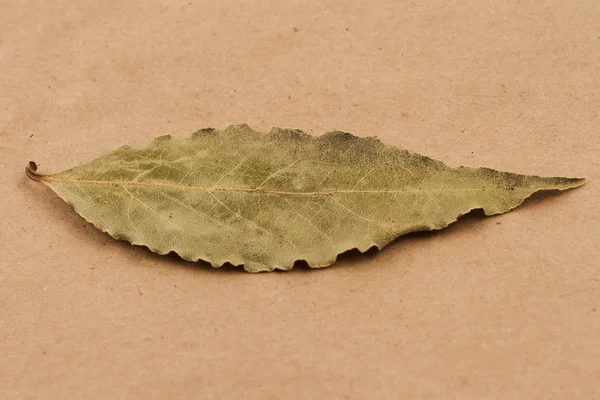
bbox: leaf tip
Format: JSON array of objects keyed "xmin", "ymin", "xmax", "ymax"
[
  {"xmin": 542, "ymin": 176, "xmax": 586, "ymax": 190},
  {"xmin": 571, "ymin": 177, "xmax": 586, "ymax": 186}
]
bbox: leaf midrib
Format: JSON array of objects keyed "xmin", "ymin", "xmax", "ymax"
[{"xmin": 43, "ymin": 176, "xmax": 496, "ymax": 196}]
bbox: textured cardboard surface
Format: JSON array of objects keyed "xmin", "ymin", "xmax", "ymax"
[{"xmin": 1, "ymin": 1, "xmax": 598, "ymax": 398}]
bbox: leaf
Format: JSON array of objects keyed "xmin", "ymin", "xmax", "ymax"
[{"xmin": 26, "ymin": 124, "xmax": 584, "ymax": 272}]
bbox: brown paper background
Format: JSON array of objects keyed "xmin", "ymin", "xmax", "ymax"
[{"xmin": 2, "ymin": 1, "xmax": 599, "ymax": 398}]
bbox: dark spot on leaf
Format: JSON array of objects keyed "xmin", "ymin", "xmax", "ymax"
[{"xmin": 153, "ymin": 135, "xmax": 172, "ymax": 142}]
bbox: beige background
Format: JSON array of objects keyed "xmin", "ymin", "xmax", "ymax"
[{"xmin": 1, "ymin": 1, "xmax": 599, "ymax": 398}]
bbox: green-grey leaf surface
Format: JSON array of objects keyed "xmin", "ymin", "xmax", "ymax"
[{"xmin": 27, "ymin": 124, "xmax": 585, "ymax": 272}]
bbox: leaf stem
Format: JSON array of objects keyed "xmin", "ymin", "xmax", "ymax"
[{"xmin": 25, "ymin": 161, "xmax": 45, "ymax": 182}]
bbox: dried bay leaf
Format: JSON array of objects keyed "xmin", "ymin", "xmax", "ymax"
[{"xmin": 26, "ymin": 124, "xmax": 584, "ymax": 272}]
